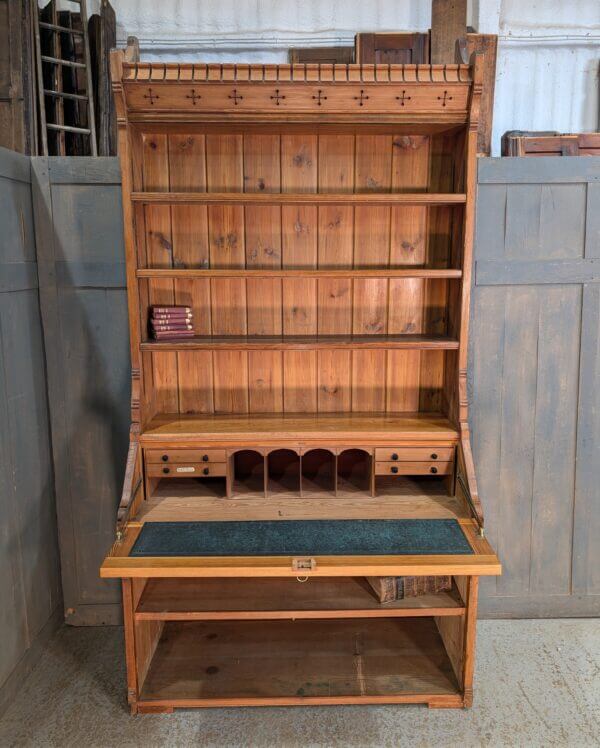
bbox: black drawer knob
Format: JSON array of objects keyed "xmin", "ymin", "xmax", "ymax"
[
  {"xmin": 202, "ymin": 454, "xmax": 209, "ymax": 462},
  {"xmin": 431, "ymin": 453, "xmax": 438, "ymax": 460},
  {"xmin": 161, "ymin": 454, "xmax": 169, "ymax": 462},
  {"xmin": 203, "ymin": 467, "xmax": 209, "ymax": 476},
  {"xmin": 391, "ymin": 466, "xmax": 398, "ymax": 474},
  {"xmin": 162, "ymin": 467, "xmax": 170, "ymax": 475},
  {"xmin": 430, "ymin": 466, "xmax": 438, "ymax": 474},
  {"xmin": 391, "ymin": 453, "xmax": 399, "ymax": 460}
]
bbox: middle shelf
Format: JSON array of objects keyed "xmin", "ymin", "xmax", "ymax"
[
  {"xmin": 137, "ymin": 268, "xmax": 463, "ymax": 279},
  {"xmin": 140, "ymin": 334, "xmax": 460, "ymax": 351}
]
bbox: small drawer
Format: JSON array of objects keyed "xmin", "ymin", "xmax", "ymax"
[
  {"xmin": 375, "ymin": 447, "xmax": 454, "ymax": 463},
  {"xmin": 146, "ymin": 449, "xmax": 227, "ymax": 464},
  {"xmin": 147, "ymin": 462, "xmax": 227, "ymax": 478},
  {"xmin": 375, "ymin": 461, "xmax": 453, "ymax": 476}
]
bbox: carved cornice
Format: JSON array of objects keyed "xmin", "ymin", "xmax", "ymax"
[{"xmin": 112, "ymin": 62, "xmax": 475, "ymax": 120}]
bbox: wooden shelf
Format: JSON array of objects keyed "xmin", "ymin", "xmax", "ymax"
[
  {"xmin": 140, "ymin": 412, "xmax": 460, "ymax": 443},
  {"xmin": 136, "ymin": 477, "xmax": 470, "ymax": 523},
  {"xmin": 137, "ymin": 268, "xmax": 463, "ymax": 279},
  {"xmin": 131, "ymin": 191, "xmax": 466, "ymax": 206},
  {"xmin": 135, "ymin": 577, "xmax": 465, "ymax": 621},
  {"xmin": 138, "ymin": 618, "xmax": 461, "ymax": 705},
  {"xmin": 140, "ymin": 334, "xmax": 460, "ymax": 352}
]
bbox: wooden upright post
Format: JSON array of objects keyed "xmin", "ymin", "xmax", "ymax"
[{"xmin": 430, "ymin": 0, "xmax": 467, "ymax": 63}]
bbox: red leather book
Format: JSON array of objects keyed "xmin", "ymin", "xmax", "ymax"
[
  {"xmin": 150, "ymin": 305, "xmax": 192, "ymax": 314},
  {"xmin": 151, "ymin": 312, "xmax": 193, "ymax": 321},
  {"xmin": 150, "ymin": 322, "xmax": 194, "ymax": 331},
  {"xmin": 151, "ymin": 330, "xmax": 196, "ymax": 339}
]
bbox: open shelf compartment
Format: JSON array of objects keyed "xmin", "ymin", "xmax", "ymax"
[
  {"xmin": 138, "ymin": 475, "xmax": 468, "ymax": 523},
  {"xmin": 135, "ymin": 576, "xmax": 466, "ymax": 621},
  {"xmin": 137, "ymin": 617, "xmax": 462, "ymax": 707}
]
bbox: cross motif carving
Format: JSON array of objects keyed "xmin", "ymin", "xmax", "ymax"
[
  {"xmin": 270, "ymin": 89, "xmax": 286, "ymax": 106},
  {"xmin": 353, "ymin": 89, "xmax": 369, "ymax": 106},
  {"xmin": 228, "ymin": 89, "xmax": 243, "ymax": 105},
  {"xmin": 437, "ymin": 90, "xmax": 453, "ymax": 107},
  {"xmin": 185, "ymin": 89, "xmax": 201, "ymax": 105},
  {"xmin": 143, "ymin": 88, "xmax": 159, "ymax": 105},
  {"xmin": 312, "ymin": 89, "xmax": 327, "ymax": 106},
  {"xmin": 396, "ymin": 90, "xmax": 412, "ymax": 106}
]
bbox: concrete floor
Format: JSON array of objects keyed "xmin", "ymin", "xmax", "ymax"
[{"xmin": 0, "ymin": 620, "xmax": 598, "ymax": 748}]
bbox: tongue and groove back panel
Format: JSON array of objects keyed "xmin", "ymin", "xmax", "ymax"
[{"xmin": 134, "ymin": 128, "xmax": 465, "ymax": 417}]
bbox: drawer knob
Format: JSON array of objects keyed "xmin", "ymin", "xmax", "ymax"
[
  {"xmin": 391, "ymin": 453, "xmax": 399, "ymax": 461},
  {"xmin": 202, "ymin": 454, "xmax": 209, "ymax": 462},
  {"xmin": 391, "ymin": 466, "xmax": 398, "ymax": 474},
  {"xmin": 203, "ymin": 467, "xmax": 209, "ymax": 476},
  {"xmin": 431, "ymin": 453, "xmax": 438, "ymax": 460},
  {"xmin": 430, "ymin": 466, "xmax": 438, "ymax": 474},
  {"xmin": 162, "ymin": 467, "xmax": 170, "ymax": 475},
  {"xmin": 161, "ymin": 454, "xmax": 169, "ymax": 462}
]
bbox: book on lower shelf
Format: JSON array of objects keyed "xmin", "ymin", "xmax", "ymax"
[{"xmin": 366, "ymin": 576, "xmax": 452, "ymax": 604}]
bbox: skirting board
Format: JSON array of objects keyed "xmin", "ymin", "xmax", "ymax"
[
  {"xmin": 480, "ymin": 595, "xmax": 600, "ymax": 618},
  {"xmin": 65, "ymin": 603, "xmax": 122, "ymax": 627}
]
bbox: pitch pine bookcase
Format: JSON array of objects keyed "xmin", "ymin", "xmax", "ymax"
[{"xmin": 101, "ymin": 51, "xmax": 501, "ymax": 713}]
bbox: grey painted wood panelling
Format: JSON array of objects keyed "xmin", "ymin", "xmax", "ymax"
[
  {"xmin": 0, "ymin": 148, "xmax": 61, "ymax": 714},
  {"xmin": 32, "ymin": 157, "xmax": 129, "ymax": 625},
  {"xmin": 40, "ymin": 155, "xmax": 599, "ymax": 621},
  {"xmin": 5, "ymin": 150, "xmax": 597, "ymax": 628},
  {"xmin": 478, "ymin": 156, "xmax": 600, "ymax": 184},
  {"xmin": 472, "ymin": 157, "xmax": 600, "ymax": 617}
]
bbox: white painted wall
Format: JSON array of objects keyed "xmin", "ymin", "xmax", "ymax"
[
  {"xmin": 492, "ymin": 0, "xmax": 599, "ymax": 152},
  {"xmin": 88, "ymin": 0, "xmax": 600, "ymax": 154}
]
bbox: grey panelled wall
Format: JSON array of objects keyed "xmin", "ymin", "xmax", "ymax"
[
  {"xmin": 0, "ymin": 148, "xmax": 61, "ymax": 715},
  {"xmin": 4, "ymin": 152, "xmax": 598, "ymax": 627},
  {"xmin": 471, "ymin": 157, "xmax": 600, "ymax": 618},
  {"xmin": 32, "ymin": 157, "xmax": 130, "ymax": 626}
]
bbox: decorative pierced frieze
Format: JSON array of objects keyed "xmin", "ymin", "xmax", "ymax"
[
  {"xmin": 125, "ymin": 82, "xmax": 470, "ymax": 114},
  {"xmin": 123, "ymin": 62, "xmax": 472, "ymax": 84}
]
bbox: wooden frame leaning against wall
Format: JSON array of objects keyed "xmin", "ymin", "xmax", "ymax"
[{"xmin": 101, "ymin": 51, "xmax": 500, "ymax": 713}]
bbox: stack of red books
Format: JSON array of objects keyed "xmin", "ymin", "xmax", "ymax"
[{"xmin": 149, "ymin": 306, "xmax": 195, "ymax": 340}]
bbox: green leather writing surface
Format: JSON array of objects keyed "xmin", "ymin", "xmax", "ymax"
[{"xmin": 130, "ymin": 519, "xmax": 473, "ymax": 557}]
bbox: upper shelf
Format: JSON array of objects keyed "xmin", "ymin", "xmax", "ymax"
[{"xmin": 131, "ymin": 192, "xmax": 466, "ymax": 206}]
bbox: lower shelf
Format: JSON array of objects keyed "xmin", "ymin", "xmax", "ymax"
[
  {"xmin": 135, "ymin": 577, "xmax": 465, "ymax": 620},
  {"xmin": 139, "ymin": 617, "xmax": 461, "ymax": 706}
]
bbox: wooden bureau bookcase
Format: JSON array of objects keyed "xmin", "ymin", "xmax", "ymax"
[{"xmin": 101, "ymin": 52, "xmax": 501, "ymax": 713}]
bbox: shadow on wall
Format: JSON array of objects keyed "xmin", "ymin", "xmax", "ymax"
[{"xmin": 0, "ymin": 148, "xmax": 61, "ymax": 712}]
